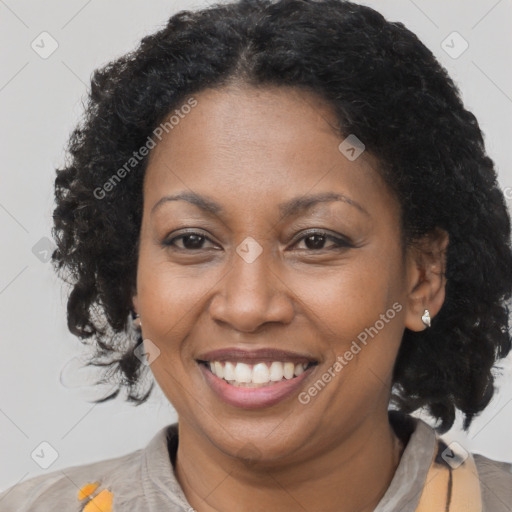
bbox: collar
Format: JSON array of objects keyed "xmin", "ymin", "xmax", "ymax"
[{"xmin": 139, "ymin": 412, "xmax": 476, "ymax": 512}]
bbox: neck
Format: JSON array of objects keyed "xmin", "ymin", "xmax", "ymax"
[{"xmin": 174, "ymin": 410, "xmax": 406, "ymax": 512}]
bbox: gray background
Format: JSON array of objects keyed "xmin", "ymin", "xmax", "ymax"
[{"xmin": 1, "ymin": 0, "xmax": 511, "ymax": 492}]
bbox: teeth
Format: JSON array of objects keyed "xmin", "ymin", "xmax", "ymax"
[
  {"xmin": 252, "ymin": 363, "xmax": 270, "ymax": 384},
  {"xmin": 224, "ymin": 361, "xmax": 236, "ymax": 380},
  {"xmin": 294, "ymin": 363, "xmax": 304, "ymax": 376},
  {"xmin": 214, "ymin": 361, "xmax": 224, "ymax": 379},
  {"xmin": 206, "ymin": 360, "xmax": 311, "ymax": 386},
  {"xmin": 269, "ymin": 361, "xmax": 284, "ymax": 381},
  {"xmin": 234, "ymin": 362, "xmax": 252, "ymax": 383},
  {"xmin": 284, "ymin": 362, "xmax": 295, "ymax": 380}
]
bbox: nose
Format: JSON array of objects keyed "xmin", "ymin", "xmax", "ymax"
[{"xmin": 209, "ymin": 244, "xmax": 295, "ymax": 333}]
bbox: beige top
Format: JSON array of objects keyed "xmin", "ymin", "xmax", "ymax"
[{"xmin": 0, "ymin": 411, "xmax": 510, "ymax": 511}]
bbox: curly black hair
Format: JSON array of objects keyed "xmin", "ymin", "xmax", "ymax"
[{"xmin": 52, "ymin": 0, "xmax": 512, "ymax": 433}]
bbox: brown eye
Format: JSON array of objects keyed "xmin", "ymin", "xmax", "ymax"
[
  {"xmin": 163, "ymin": 231, "xmax": 217, "ymax": 250},
  {"xmin": 293, "ymin": 230, "xmax": 353, "ymax": 251}
]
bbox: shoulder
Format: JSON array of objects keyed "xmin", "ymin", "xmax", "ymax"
[
  {"xmin": 473, "ymin": 453, "xmax": 512, "ymax": 511},
  {"xmin": 0, "ymin": 446, "xmax": 144, "ymax": 511}
]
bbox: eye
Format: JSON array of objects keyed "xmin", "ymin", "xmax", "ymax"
[
  {"xmin": 162, "ymin": 229, "xmax": 353, "ymax": 252},
  {"xmin": 162, "ymin": 230, "xmax": 218, "ymax": 251},
  {"xmin": 292, "ymin": 229, "xmax": 353, "ymax": 251}
]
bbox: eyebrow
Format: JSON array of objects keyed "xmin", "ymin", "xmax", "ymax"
[{"xmin": 150, "ymin": 191, "xmax": 369, "ymax": 218}]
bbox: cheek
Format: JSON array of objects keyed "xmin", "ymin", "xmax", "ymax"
[
  {"xmin": 136, "ymin": 244, "xmax": 219, "ymax": 340},
  {"xmin": 135, "ymin": 258, "xmax": 208, "ymax": 409},
  {"xmin": 295, "ymin": 257, "xmax": 398, "ymax": 334},
  {"xmin": 291, "ymin": 253, "xmax": 405, "ymax": 375},
  {"xmin": 139, "ymin": 272, "xmax": 197, "ymax": 328}
]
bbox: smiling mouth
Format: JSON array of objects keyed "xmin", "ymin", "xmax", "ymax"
[{"xmin": 197, "ymin": 360, "xmax": 318, "ymax": 388}]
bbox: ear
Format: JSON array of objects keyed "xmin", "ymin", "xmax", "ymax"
[
  {"xmin": 403, "ymin": 227, "xmax": 449, "ymax": 332},
  {"xmin": 132, "ymin": 294, "xmax": 139, "ymax": 315}
]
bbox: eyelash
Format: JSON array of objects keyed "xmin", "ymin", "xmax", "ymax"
[{"xmin": 162, "ymin": 229, "xmax": 353, "ymax": 252}]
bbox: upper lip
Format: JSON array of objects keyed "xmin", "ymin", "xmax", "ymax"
[{"xmin": 196, "ymin": 348, "xmax": 318, "ymax": 365}]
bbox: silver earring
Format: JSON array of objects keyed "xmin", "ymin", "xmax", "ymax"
[{"xmin": 421, "ymin": 309, "xmax": 431, "ymax": 328}]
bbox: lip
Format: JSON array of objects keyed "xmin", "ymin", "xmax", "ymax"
[
  {"xmin": 196, "ymin": 347, "xmax": 318, "ymax": 365},
  {"xmin": 198, "ymin": 360, "xmax": 317, "ymax": 409}
]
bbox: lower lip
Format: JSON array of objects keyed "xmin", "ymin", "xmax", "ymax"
[{"xmin": 199, "ymin": 363, "xmax": 316, "ymax": 409}]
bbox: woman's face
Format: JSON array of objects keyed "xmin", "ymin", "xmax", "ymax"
[{"xmin": 133, "ymin": 85, "xmax": 425, "ymax": 464}]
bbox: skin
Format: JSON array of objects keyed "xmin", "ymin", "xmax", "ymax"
[{"xmin": 132, "ymin": 85, "xmax": 449, "ymax": 512}]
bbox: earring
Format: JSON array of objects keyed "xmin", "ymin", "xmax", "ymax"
[
  {"xmin": 421, "ymin": 309, "xmax": 431, "ymax": 328},
  {"xmin": 131, "ymin": 311, "xmax": 142, "ymax": 329}
]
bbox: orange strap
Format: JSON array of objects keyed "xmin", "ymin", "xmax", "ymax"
[{"xmin": 415, "ymin": 440, "xmax": 482, "ymax": 512}]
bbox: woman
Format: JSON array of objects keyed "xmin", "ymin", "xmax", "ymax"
[{"xmin": 1, "ymin": 0, "xmax": 511, "ymax": 510}]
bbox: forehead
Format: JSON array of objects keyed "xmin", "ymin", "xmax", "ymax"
[{"xmin": 143, "ymin": 85, "xmax": 396, "ymax": 221}]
